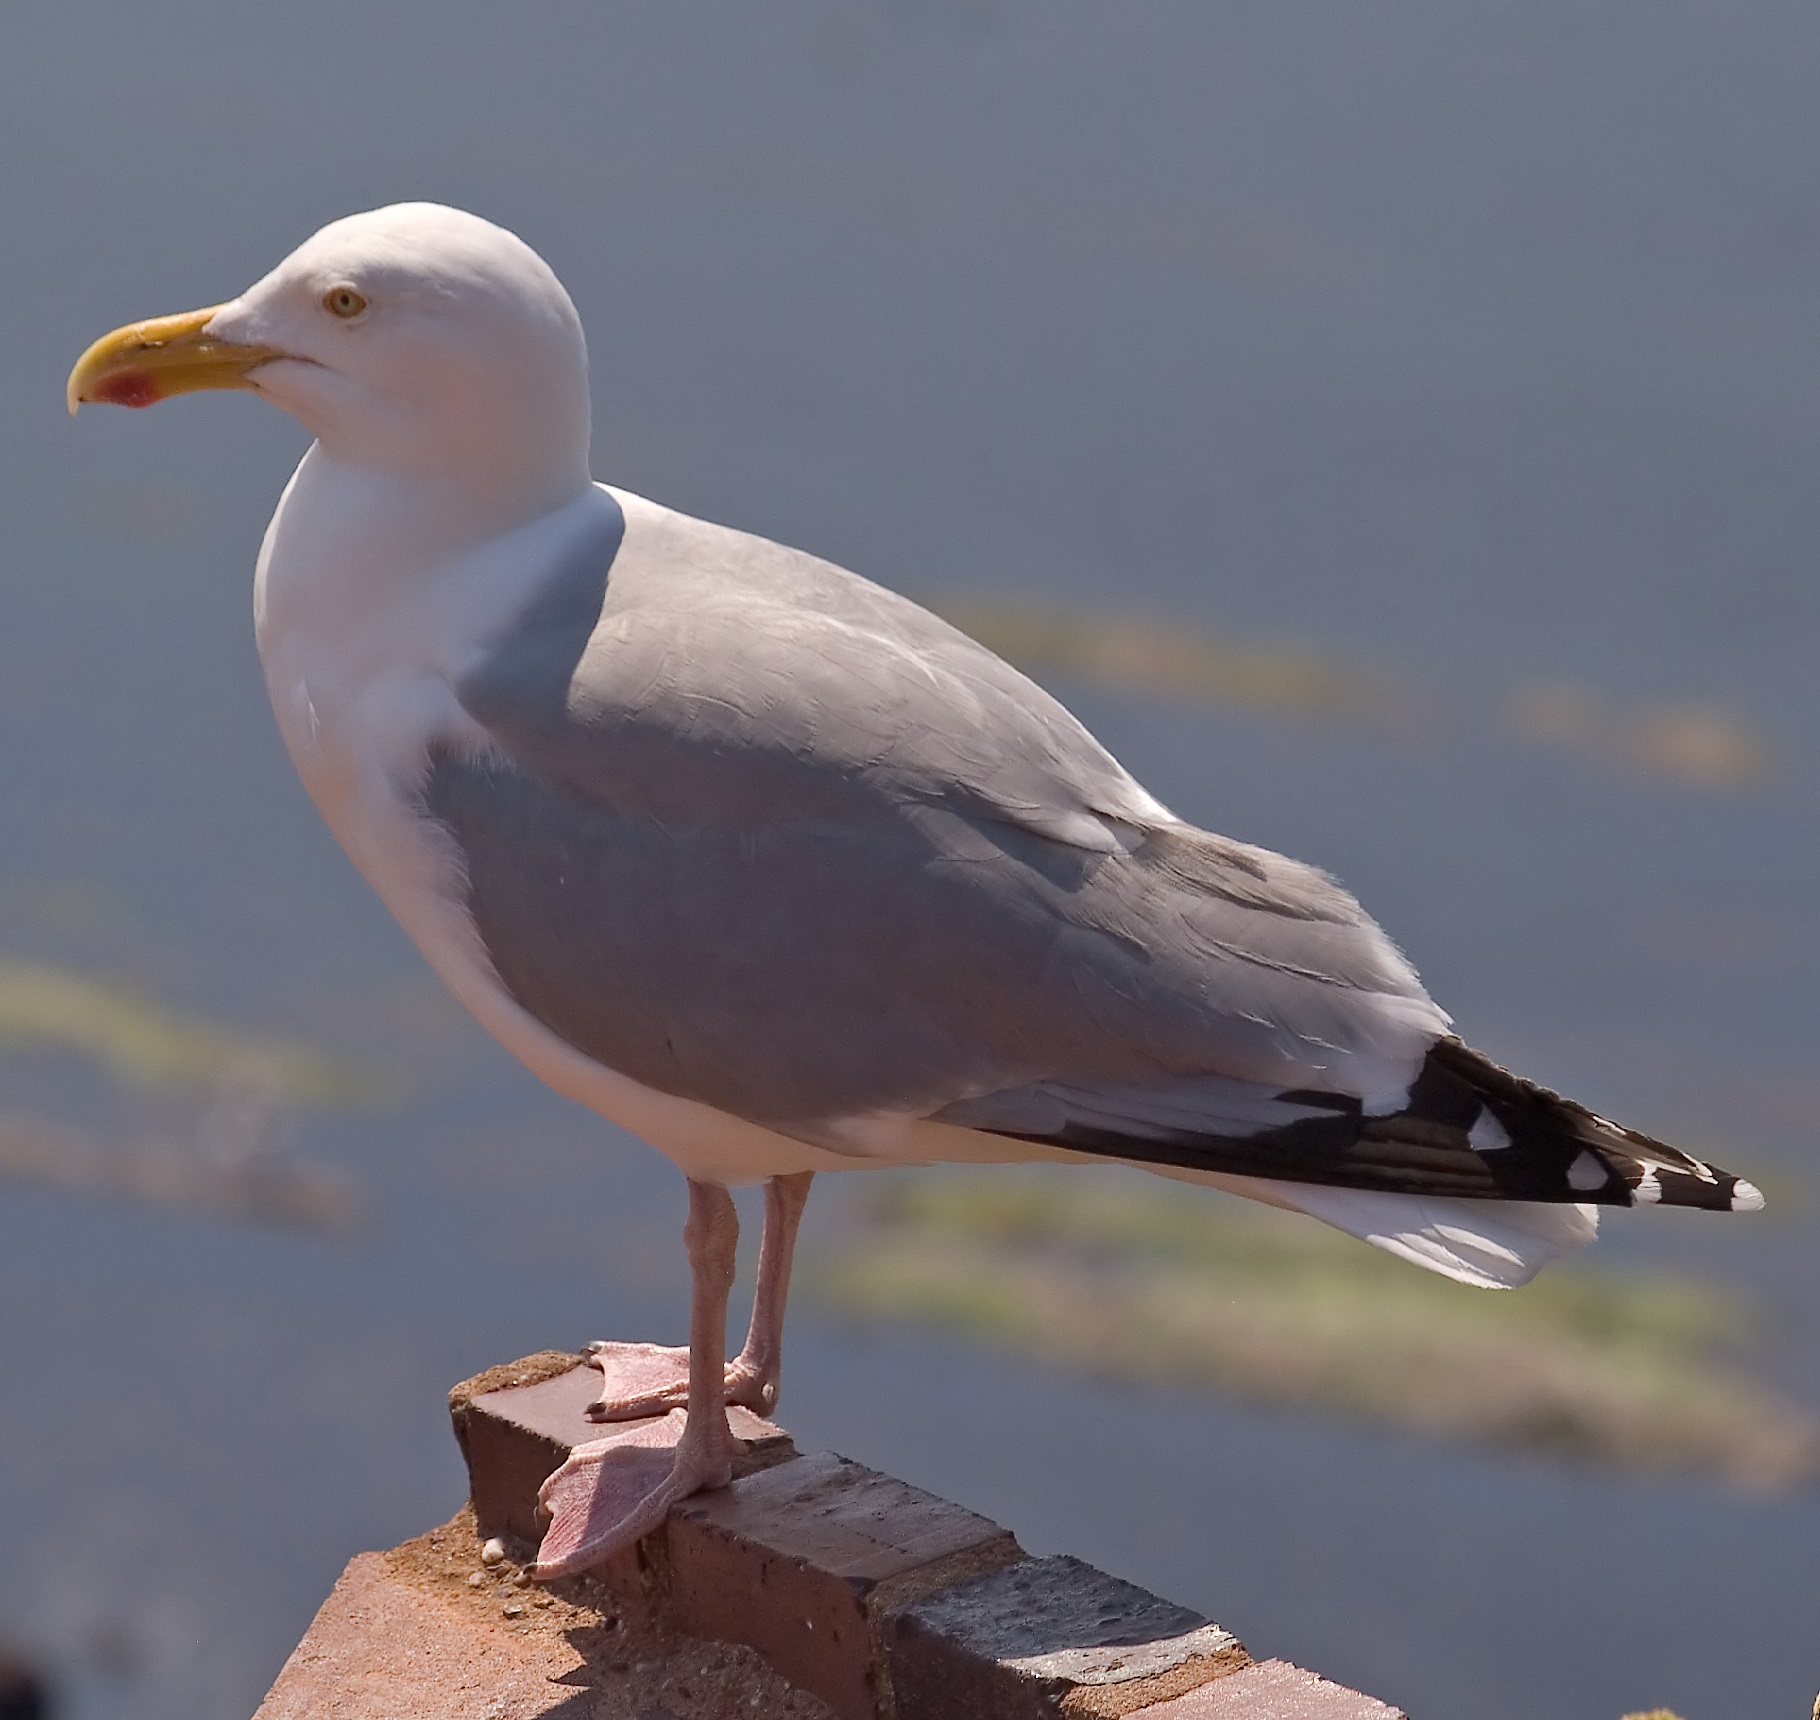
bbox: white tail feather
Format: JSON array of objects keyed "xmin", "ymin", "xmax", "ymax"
[{"xmin": 1141, "ymin": 1163, "xmax": 1601, "ymax": 1289}]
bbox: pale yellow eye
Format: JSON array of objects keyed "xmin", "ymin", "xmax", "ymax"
[{"xmin": 322, "ymin": 286, "xmax": 367, "ymax": 319}]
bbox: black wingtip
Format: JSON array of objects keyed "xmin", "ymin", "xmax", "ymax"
[{"xmin": 1622, "ymin": 1163, "xmax": 1766, "ymax": 1213}]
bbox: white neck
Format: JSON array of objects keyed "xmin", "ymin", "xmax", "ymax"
[
  {"xmin": 253, "ymin": 450, "xmax": 610, "ymax": 700},
  {"xmin": 264, "ymin": 444, "xmax": 592, "ymax": 597}
]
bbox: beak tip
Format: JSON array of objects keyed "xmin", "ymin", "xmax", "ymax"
[{"xmin": 66, "ymin": 302, "xmax": 254, "ymax": 419}]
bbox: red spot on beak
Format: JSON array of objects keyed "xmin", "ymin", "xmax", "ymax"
[{"xmin": 92, "ymin": 372, "xmax": 162, "ymax": 408}]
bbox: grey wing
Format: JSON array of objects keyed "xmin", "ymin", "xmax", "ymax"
[
  {"xmin": 422, "ymin": 491, "xmax": 1449, "ymax": 1143},
  {"xmin": 451, "ymin": 489, "xmax": 1175, "ymax": 851}
]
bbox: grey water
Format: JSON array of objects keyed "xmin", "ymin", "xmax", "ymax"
[{"xmin": 2, "ymin": 2, "xmax": 1818, "ymax": 1715}]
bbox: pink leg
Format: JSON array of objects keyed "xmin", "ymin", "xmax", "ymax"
[
  {"xmin": 724, "ymin": 1170, "xmax": 813, "ymax": 1415},
  {"xmin": 532, "ymin": 1179, "xmax": 742, "ymax": 1580},
  {"xmin": 583, "ymin": 1171, "xmax": 813, "ymax": 1422}
]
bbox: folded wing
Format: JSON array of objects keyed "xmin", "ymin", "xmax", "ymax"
[{"xmin": 424, "ymin": 490, "xmax": 1447, "ymax": 1137}]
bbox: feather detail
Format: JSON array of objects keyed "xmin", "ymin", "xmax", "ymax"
[{"xmin": 955, "ymin": 1037, "xmax": 1762, "ymax": 1215}]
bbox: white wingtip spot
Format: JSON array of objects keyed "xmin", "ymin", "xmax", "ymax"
[
  {"xmin": 1567, "ymin": 1151, "xmax": 1609, "ymax": 1191},
  {"xmin": 1731, "ymin": 1178, "xmax": 1766, "ymax": 1213},
  {"xmin": 1468, "ymin": 1108, "xmax": 1511, "ymax": 1154},
  {"xmin": 1632, "ymin": 1168, "xmax": 1663, "ymax": 1205}
]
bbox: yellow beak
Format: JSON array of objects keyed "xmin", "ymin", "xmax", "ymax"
[{"xmin": 66, "ymin": 305, "xmax": 282, "ymax": 415}]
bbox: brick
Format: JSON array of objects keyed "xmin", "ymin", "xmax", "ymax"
[
  {"xmin": 1127, "ymin": 1659, "xmax": 1406, "ymax": 1720},
  {"xmin": 890, "ymin": 1555, "xmax": 1249, "ymax": 1720},
  {"xmin": 255, "ymin": 1516, "xmax": 843, "ymax": 1720},
  {"xmin": 260, "ymin": 1351, "xmax": 1414, "ymax": 1720},
  {"xmin": 668, "ymin": 1451, "xmax": 1024, "ymax": 1720},
  {"xmin": 448, "ymin": 1349, "xmax": 796, "ymax": 1553},
  {"xmin": 252, "ymin": 1550, "xmax": 586, "ymax": 1719}
]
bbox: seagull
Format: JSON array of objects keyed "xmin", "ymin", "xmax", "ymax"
[{"xmin": 68, "ymin": 203, "xmax": 1762, "ymax": 1578}]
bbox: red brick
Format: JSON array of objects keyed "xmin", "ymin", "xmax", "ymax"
[
  {"xmin": 255, "ymin": 1518, "xmax": 846, "ymax": 1720},
  {"xmin": 890, "ymin": 1554, "xmax": 1249, "ymax": 1719},
  {"xmin": 252, "ymin": 1550, "xmax": 586, "ymax": 1719},
  {"xmin": 448, "ymin": 1349, "xmax": 795, "ymax": 1553},
  {"xmin": 668, "ymin": 1450, "xmax": 1024, "ymax": 1720},
  {"xmin": 1127, "ymin": 1658, "xmax": 1407, "ymax": 1720}
]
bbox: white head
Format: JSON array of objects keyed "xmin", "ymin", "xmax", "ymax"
[{"xmin": 70, "ymin": 203, "xmax": 594, "ymax": 531}]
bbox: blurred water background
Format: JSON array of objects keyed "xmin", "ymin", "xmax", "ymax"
[{"xmin": 2, "ymin": 3, "xmax": 1818, "ymax": 1715}]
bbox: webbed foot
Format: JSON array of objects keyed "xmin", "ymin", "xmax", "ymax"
[
  {"xmin": 531, "ymin": 1407, "xmax": 737, "ymax": 1579},
  {"xmin": 580, "ymin": 1339, "xmax": 778, "ymax": 1422}
]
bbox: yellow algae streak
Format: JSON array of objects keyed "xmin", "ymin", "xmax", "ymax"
[
  {"xmin": 935, "ymin": 595, "xmax": 1773, "ymax": 790},
  {"xmin": 937, "ymin": 600, "xmax": 1393, "ymax": 720},
  {"xmin": 1510, "ymin": 683, "xmax": 1769, "ymax": 789},
  {"xmin": 0, "ymin": 960, "xmax": 384, "ymax": 1105}
]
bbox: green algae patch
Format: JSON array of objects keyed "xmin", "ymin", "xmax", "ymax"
[
  {"xmin": 807, "ymin": 1167, "xmax": 1815, "ymax": 1489},
  {"xmin": 0, "ymin": 960, "xmax": 387, "ymax": 1106}
]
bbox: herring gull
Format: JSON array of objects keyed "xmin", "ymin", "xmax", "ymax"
[{"xmin": 67, "ymin": 202, "xmax": 1762, "ymax": 1578}]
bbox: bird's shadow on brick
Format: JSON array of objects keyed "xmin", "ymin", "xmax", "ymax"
[{"xmin": 536, "ymin": 1691, "xmax": 597, "ymax": 1719}]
